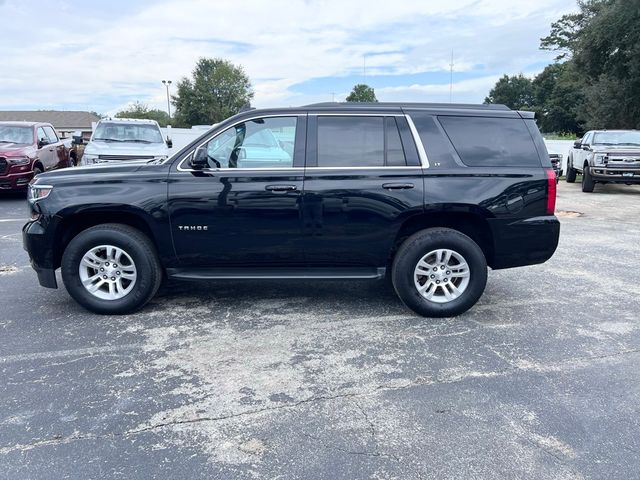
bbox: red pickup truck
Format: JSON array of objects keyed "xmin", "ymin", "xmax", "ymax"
[{"xmin": 0, "ymin": 121, "xmax": 72, "ymax": 191}]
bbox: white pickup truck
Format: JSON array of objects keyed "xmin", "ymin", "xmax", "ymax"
[
  {"xmin": 566, "ymin": 129, "xmax": 640, "ymax": 192},
  {"xmin": 81, "ymin": 118, "xmax": 173, "ymax": 165}
]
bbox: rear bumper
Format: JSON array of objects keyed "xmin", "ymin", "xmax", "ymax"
[
  {"xmin": 489, "ymin": 215, "xmax": 560, "ymax": 269},
  {"xmin": 22, "ymin": 219, "xmax": 58, "ymax": 288},
  {"xmin": 590, "ymin": 166, "xmax": 640, "ymax": 183},
  {"xmin": 0, "ymin": 170, "xmax": 34, "ymax": 190}
]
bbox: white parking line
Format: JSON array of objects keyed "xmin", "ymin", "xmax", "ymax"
[{"xmin": 0, "ymin": 219, "xmax": 25, "ymax": 223}]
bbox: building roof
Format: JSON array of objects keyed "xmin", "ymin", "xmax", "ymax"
[{"xmin": 0, "ymin": 111, "xmax": 101, "ymax": 130}]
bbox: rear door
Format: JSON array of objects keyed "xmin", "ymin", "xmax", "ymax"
[
  {"xmin": 168, "ymin": 114, "xmax": 307, "ymax": 267},
  {"xmin": 302, "ymin": 113, "xmax": 424, "ymax": 268}
]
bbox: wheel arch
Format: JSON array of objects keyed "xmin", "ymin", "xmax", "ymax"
[
  {"xmin": 53, "ymin": 209, "xmax": 157, "ymax": 269},
  {"xmin": 390, "ymin": 211, "xmax": 495, "ymax": 268}
]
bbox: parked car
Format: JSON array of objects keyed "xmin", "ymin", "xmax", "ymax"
[
  {"xmin": 23, "ymin": 102, "xmax": 560, "ymax": 317},
  {"xmin": 81, "ymin": 118, "xmax": 172, "ymax": 165},
  {"xmin": 566, "ymin": 129, "xmax": 640, "ymax": 192},
  {"xmin": 548, "ymin": 153, "xmax": 562, "ymax": 183},
  {"xmin": 0, "ymin": 121, "xmax": 72, "ymax": 191}
]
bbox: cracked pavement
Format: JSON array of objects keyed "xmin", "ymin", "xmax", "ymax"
[{"xmin": 1, "ymin": 183, "xmax": 640, "ymax": 479}]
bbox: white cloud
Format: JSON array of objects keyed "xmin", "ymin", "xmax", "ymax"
[{"xmin": 0, "ymin": 0, "xmax": 577, "ymax": 113}]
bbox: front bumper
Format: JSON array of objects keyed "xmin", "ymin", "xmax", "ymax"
[
  {"xmin": 22, "ymin": 219, "xmax": 58, "ymax": 288},
  {"xmin": 0, "ymin": 170, "xmax": 34, "ymax": 190},
  {"xmin": 591, "ymin": 166, "xmax": 640, "ymax": 183}
]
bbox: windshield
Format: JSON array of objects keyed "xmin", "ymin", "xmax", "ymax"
[
  {"xmin": 592, "ymin": 131, "xmax": 640, "ymax": 146},
  {"xmin": 0, "ymin": 125, "xmax": 33, "ymax": 144},
  {"xmin": 93, "ymin": 122, "xmax": 163, "ymax": 143}
]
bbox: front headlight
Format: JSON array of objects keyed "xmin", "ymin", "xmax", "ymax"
[
  {"xmin": 593, "ymin": 154, "xmax": 607, "ymax": 165},
  {"xmin": 7, "ymin": 156, "xmax": 30, "ymax": 165},
  {"xmin": 28, "ymin": 184, "xmax": 53, "ymax": 203},
  {"xmin": 82, "ymin": 154, "xmax": 98, "ymax": 164}
]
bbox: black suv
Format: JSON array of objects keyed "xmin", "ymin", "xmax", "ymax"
[{"xmin": 23, "ymin": 103, "xmax": 560, "ymax": 317}]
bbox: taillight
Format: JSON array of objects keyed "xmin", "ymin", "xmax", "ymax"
[{"xmin": 545, "ymin": 168, "xmax": 556, "ymax": 215}]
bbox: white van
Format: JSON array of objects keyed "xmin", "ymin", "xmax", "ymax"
[{"xmin": 81, "ymin": 118, "xmax": 172, "ymax": 165}]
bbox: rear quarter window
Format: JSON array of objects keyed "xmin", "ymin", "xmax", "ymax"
[{"xmin": 438, "ymin": 116, "xmax": 541, "ymax": 167}]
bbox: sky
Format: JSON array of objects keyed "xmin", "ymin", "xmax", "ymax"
[{"xmin": 0, "ymin": 0, "xmax": 577, "ymax": 116}]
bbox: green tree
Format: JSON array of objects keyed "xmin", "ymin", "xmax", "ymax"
[
  {"xmin": 484, "ymin": 74, "xmax": 535, "ymax": 109},
  {"xmin": 541, "ymin": 0, "xmax": 640, "ymax": 129},
  {"xmin": 115, "ymin": 101, "xmax": 171, "ymax": 126},
  {"xmin": 172, "ymin": 57, "xmax": 253, "ymax": 127},
  {"xmin": 346, "ymin": 84, "xmax": 378, "ymax": 102},
  {"xmin": 532, "ymin": 63, "xmax": 584, "ymax": 134}
]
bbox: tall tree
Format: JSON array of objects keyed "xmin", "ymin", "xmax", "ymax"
[
  {"xmin": 115, "ymin": 101, "xmax": 171, "ymax": 127},
  {"xmin": 172, "ymin": 58, "xmax": 253, "ymax": 127},
  {"xmin": 541, "ymin": 0, "xmax": 640, "ymax": 129},
  {"xmin": 484, "ymin": 74, "xmax": 535, "ymax": 109},
  {"xmin": 346, "ymin": 84, "xmax": 378, "ymax": 102},
  {"xmin": 532, "ymin": 63, "xmax": 584, "ymax": 133}
]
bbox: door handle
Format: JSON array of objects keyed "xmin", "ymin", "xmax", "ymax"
[
  {"xmin": 382, "ymin": 183, "xmax": 414, "ymax": 190},
  {"xmin": 265, "ymin": 184, "xmax": 297, "ymax": 192},
  {"xmin": 48, "ymin": 148, "xmax": 54, "ymax": 152}
]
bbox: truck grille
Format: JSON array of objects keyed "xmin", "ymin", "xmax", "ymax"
[
  {"xmin": 0, "ymin": 157, "xmax": 7, "ymax": 175},
  {"xmin": 97, "ymin": 155, "xmax": 156, "ymax": 162}
]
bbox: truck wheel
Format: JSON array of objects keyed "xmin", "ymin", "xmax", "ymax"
[
  {"xmin": 61, "ymin": 224, "xmax": 162, "ymax": 314},
  {"xmin": 581, "ymin": 166, "xmax": 595, "ymax": 193},
  {"xmin": 391, "ymin": 228, "xmax": 487, "ymax": 317},
  {"xmin": 566, "ymin": 159, "xmax": 577, "ymax": 183}
]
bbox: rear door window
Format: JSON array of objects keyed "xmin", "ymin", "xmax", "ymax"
[
  {"xmin": 438, "ymin": 116, "xmax": 541, "ymax": 167},
  {"xmin": 316, "ymin": 116, "xmax": 408, "ymax": 167},
  {"xmin": 317, "ymin": 116, "xmax": 384, "ymax": 167}
]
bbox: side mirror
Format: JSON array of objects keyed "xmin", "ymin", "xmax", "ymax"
[
  {"xmin": 38, "ymin": 138, "xmax": 50, "ymax": 149},
  {"xmin": 582, "ymin": 144, "xmax": 590, "ymax": 150},
  {"xmin": 72, "ymin": 135, "xmax": 84, "ymax": 145},
  {"xmin": 573, "ymin": 140, "xmax": 582, "ymax": 149},
  {"xmin": 166, "ymin": 138, "xmax": 173, "ymax": 148},
  {"xmin": 189, "ymin": 145, "xmax": 209, "ymax": 169}
]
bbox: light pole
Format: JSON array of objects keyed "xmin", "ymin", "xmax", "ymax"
[{"xmin": 161, "ymin": 80, "xmax": 172, "ymax": 118}]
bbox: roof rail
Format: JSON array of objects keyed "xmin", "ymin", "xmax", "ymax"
[{"xmin": 303, "ymin": 101, "xmax": 510, "ymax": 110}]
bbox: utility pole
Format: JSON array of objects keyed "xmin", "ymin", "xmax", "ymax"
[
  {"xmin": 449, "ymin": 51, "xmax": 454, "ymax": 103},
  {"xmin": 162, "ymin": 80, "xmax": 172, "ymax": 118},
  {"xmin": 331, "ymin": 92, "xmax": 336, "ymax": 102}
]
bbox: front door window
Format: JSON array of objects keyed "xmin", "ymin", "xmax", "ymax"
[{"xmin": 204, "ymin": 117, "xmax": 297, "ymax": 169}]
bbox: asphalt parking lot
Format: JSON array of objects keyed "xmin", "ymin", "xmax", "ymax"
[{"xmin": 1, "ymin": 182, "xmax": 639, "ymax": 479}]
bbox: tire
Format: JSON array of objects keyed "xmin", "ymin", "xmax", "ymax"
[
  {"xmin": 391, "ymin": 228, "xmax": 488, "ymax": 317},
  {"xmin": 61, "ymin": 224, "xmax": 163, "ymax": 314},
  {"xmin": 581, "ymin": 165, "xmax": 595, "ymax": 193},
  {"xmin": 566, "ymin": 158, "xmax": 577, "ymax": 183},
  {"xmin": 32, "ymin": 166, "xmax": 43, "ymax": 177}
]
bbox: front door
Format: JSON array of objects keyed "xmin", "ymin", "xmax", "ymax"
[
  {"xmin": 168, "ymin": 115, "xmax": 307, "ymax": 267},
  {"xmin": 36, "ymin": 127, "xmax": 55, "ymax": 171}
]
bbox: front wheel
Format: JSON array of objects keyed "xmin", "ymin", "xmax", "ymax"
[
  {"xmin": 61, "ymin": 224, "xmax": 163, "ymax": 314},
  {"xmin": 566, "ymin": 158, "xmax": 577, "ymax": 183},
  {"xmin": 392, "ymin": 228, "xmax": 488, "ymax": 317},
  {"xmin": 581, "ymin": 166, "xmax": 595, "ymax": 192}
]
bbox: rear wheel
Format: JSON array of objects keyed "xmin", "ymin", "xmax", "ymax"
[
  {"xmin": 391, "ymin": 228, "xmax": 487, "ymax": 317},
  {"xmin": 61, "ymin": 224, "xmax": 162, "ymax": 314},
  {"xmin": 566, "ymin": 157, "xmax": 577, "ymax": 183},
  {"xmin": 581, "ymin": 165, "xmax": 595, "ymax": 192}
]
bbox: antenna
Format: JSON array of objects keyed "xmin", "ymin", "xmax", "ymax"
[
  {"xmin": 363, "ymin": 55, "xmax": 366, "ymax": 81},
  {"xmin": 449, "ymin": 50, "xmax": 454, "ymax": 103}
]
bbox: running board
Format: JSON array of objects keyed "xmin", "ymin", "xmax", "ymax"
[{"xmin": 167, "ymin": 267, "xmax": 386, "ymax": 280}]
